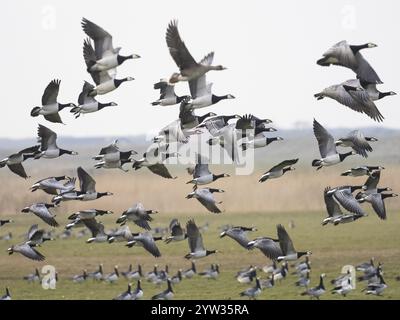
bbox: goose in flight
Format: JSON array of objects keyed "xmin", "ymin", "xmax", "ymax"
[
  {"xmin": 166, "ymin": 20, "xmax": 226, "ymax": 83},
  {"xmin": 247, "ymin": 236, "xmax": 282, "ymax": 260},
  {"xmin": 186, "ymin": 153, "xmax": 230, "ymax": 185},
  {"xmin": 312, "ymin": 119, "xmax": 355, "ymax": 169},
  {"xmin": 30, "ymin": 176, "xmax": 75, "ymax": 195},
  {"xmin": 31, "ymin": 79, "xmax": 76, "ymax": 124},
  {"xmin": 179, "ymin": 102, "xmax": 216, "ymax": 129},
  {"xmin": 0, "ymin": 145, "xmax": 40, "ymax": 178},
  {"xmin": 82, "ymin": 217, "xmax": 109, "ymax": 243},
  {"xmin": 93, "ymin": 140, "xmax": 137, "ymax": 171},
  {"xmin": 132, "ymin": 144, "xmax": 177, "ymax": 179},
  {"xmin": 341, "ymin": 165, "xmax": 384, "ymax": 177},
  {"xmin": 358, "ymin": 192, "xmax": 398, "ymax": 220},
  {"xmin": 52, "ymin": 167, "xmax": 113, "ymax": 203},
  {"xmin": 21, "ymin": 203, "xmax": 59, "ymax": 227},
  {"xmin": 152, "ymin": 79, "xmax": 190, "ymax": 106},
  {"xmin": 186, "ymin": 187, "xmax": 224, "ymax": 213},
  {"xmin": 185, "ymin": 219, "xmax": 217, "ymax": 259},
  {"xmin": 317, "ymin": 40, "xmax": 381, "ymax": 84},
  {"xmin": 35, "ymin": 124, "xmax": 78, "ymax": 159},
  {"xmin": 24, "ymin": 224, "xmax": 54, "ymax": 247},
  {"xmin": 314, "ymin": 79, "xmax": 388, "ymax": 122},
  {"xmin": 186, "ymin": 67, "xmax": 234, "ymax": 109},
  {"xmin": 71, "ymin": 81, "xmax": 118, "ymax": 118},
  {"xmin": 220, "ymin": 226, "xmax": 257, "ymax": 249},
  {"xmin": 7, "ymin": 243, "xmax": 45, "ymax": 261},
  {"xmin": 83, "ymin": 39, "xmax": 134, "ymax": 96},
  {"xmin": 326, "ymin": 185, "xmax": 366, "ymax": 217},
  {"xmin": 276, "ymin": 224, "xmax": 311, "ymax": 261},
  {"xmin": 81, "ymin": 18, "xmax": 140, "ymax": 72},
  {"xmin": 335, "ymin": 130, "xmax": 377, "ymax": 158},
  {"xmin": 126, "ymin": 232, "xmax": 162, "ymax": 257},
  {"xmin": 165, "ymin": 219, "xmax": 187, "ymax": 244},
  {"xmin": 116, "ymin": 202, "xmax": 158, "ymax": 230},
  {"xmin": 259, "ymin": 159, "xmax": 298, "ymax": 182}
]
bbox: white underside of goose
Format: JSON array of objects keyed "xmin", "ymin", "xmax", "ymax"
[
  {"xmin": 40, "ymin": 103, "xmax": 59, "ymax": 114},
  {"xmin": 91, "ymin": 55, "xmax": 119, "ymax": 71},
  {"xmin": 95, "ymin": 81, "xmax": 117, "ymax": 95},
  {"xmin": 78, "ymin": 102, "xmax": 100, "ymax": 113},
  {"xmin": 320, "ymin": 154, "xmax": 341, "ymax": 166},
  {"xmin": 191, "ymin": 95, "xmax": 212, "ymax": 109}
]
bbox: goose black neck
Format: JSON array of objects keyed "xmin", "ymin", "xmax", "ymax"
[
  {"xmin": 23, "ymin": 153, "xmax": 36, "ymax": 160},
  {"xmin": 167, "ymin": 281, "xmax": 173, "ymax": 292},
  {"xmin": 97, "ymin": 192, "xmax": 109, "ymax": 198},
  {"xmin": 319, "ymin": 276, "xmax": 325, "ymax": 290},
  {"xmin": 114, "ymin": 78, "xmax": 129, "ymax": 88},
  {"xmin": 60, "ymin": 149, "xmax": 73, "ymax": 155},
  {"xmin": 283, "ymin": 167, "xmax": 291, "ymax": 174},
  {"xmin": 198, "ymin": 113, "xmax": 214, "ymax": 123},
  {"xmin": 206, "ymin": 250, "xmax": 216, "ymax": 256},
  {"xmin": 379, "ymin": 91, "xmax": 393, "ymax": 99},
  {"xmin": 192, "ymin": 262, "xmax": 196, "ymax": 272},
  {"xmin": 212, "ymin": 95, "xmax": 229, "ymax": 104},
  {"xmin": 117, "ymin": 55, "xmax": 133, "ymax": 64},
  {"xmin": 138, "ymin": 265, "xmax": 142, "ymax": 276},
  {"xmin": 58, "ymin": 103, "xmax": 71, "ymax": 110},
  {"xmin": 350, "ymin": 43, "xmax": 369, "ymax": 54},
  {"xmin": 213, "ymin": 173, "xmax": 225, "ymax": 181},
  {"xmin": 177, "ymin": 95, "xmax": 189, "ymax": 103},
  {"xmin": 298, "ymin": 252, "xmax": 308, "ymax": 258},
  {"xmin": 98, "ymin": 102, "xmax": 113, "ymax": 110},
  {"xmin": 339, "ymin": 151, "xmax": 353, "ymax": 161},
  {"xmin": 350, "ymin": 185, "xmax": 363, "ymax": 192},
  {"xmin": 137, "ymin": 280, "xmax": 142, "ymax": 290}
]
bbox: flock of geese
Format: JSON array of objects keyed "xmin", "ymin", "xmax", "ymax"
[{"xmin": 0, "ymin": 18, "xmax": 398, "ymax": 300}]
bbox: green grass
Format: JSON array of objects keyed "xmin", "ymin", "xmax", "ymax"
[{"xmin": 0, "ymin": 210, "xmax": 399, "ymax": 300}]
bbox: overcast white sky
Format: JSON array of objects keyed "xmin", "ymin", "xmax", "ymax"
[{"xmin": 1, "ymin": 0, "xmax": 398, "ymax": 139}]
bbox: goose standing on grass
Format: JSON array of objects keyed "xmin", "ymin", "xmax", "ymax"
[
  {"xmin": 72, "ymin": 270, "xmax": 88, "ymax": 283},
  {"xmin": 301, "ymin": 274, "xmax": 326, "ymax": 299},
  {"xmin": 314, "ymin": 80, "xmax": 386, "ymax": 122},
  {"xmin": 114, "ymin": 283, "xmax": 132, "ymax": 300},
  {"xmin": 72, "ymin": 81, "xmax": 118, "ymax": 118},
  {"xmin": 0, "ymin": 219, "xmax": 13, "ymax": 227},
  {"xmin": 335, "ymin": 130, "xmax": 377, "ymax": 158},
  {"xmin": 87, "ymin": 264, "xmax": 104, "ymax": 281},
  {"xmin": 30, "ymin": 176, "xmax": 75, "ymax": 195},
  {"xmin": 7, "ymin": 242, "xmax": 45, "ymax": 261},
  {"xmin": 240, "ymin": 278, "xmax": 262, "ymax": 300},
  {"xmin": 31, "ymin": 79, "xmax": 76, "ymax": 124},
  {"xmin": 247, "ymin": 236, "xmax": 282, "ymax": 261},
  {"xmin": 0, "ymin": 288, "xmax": 11, "ymax": 300},
  {"xmin": 116, "ymin": 203, "xmax": 158, "ymax": 230},
  {"xmin": 171, "ymin": 270, "xmax": 183, "ymax": 284},
  {"xmin": 220, "ymin": 226, "xmax": 257, "ymax": 249},
  {"xmin": 21, "ymin": 203, "xmax": 59, "ymax": 227},
  {"xmin": 236, "ymin": 266, "xmax": 257, "ymax": 284},
  {"xmin": 331, "ymin": 278, "xmax": 354, "ymax": 297},
  {"xmin": 83, "ymin": 39, "xmax": 134, "ymax": 96},
  {"xmin": 277, "ymin": 224, "xmax": 311, "ymax": 262},
  {"xmin": 363, "ymin": 272, "xmax": 387, "ymax": 296},
  {"xmin": 123, "ymin": 264, "xmax": 143, "ymax": 280},
  {"xmin": 165, "ymin": 219, "xmax": 187, "ymax": 244},
  {"xmin": 152, "ymin": 79, "xmax": 190, "ymax": 106},
  {"xmin": 186, "ymin": 187, "xmax": 224, "ymax": 213},
  {"xmin": 104, "ymin": 266, "xmax": 119, "ymax": 283},
  {"xmin": 130, "ymin": 280, "xmax": 144, "ymax": 300},
  {"xmin": 259, "ymin": 158, "xmax": 298, "ymax": 182},
  {"xmin": 126, "ymin": 232, "xmax": 162, "ymax": 257},
  {"xmin": 35, "ymin": 125, "xmax": 78, "ymax": 159},
  {"xmin": 312, "ymin": 119, "xmax": 355, "ymax": 169},
  {"xmin": 182, "ymin": 261, "xmax": 197, "ymax": 278},
  {"xmin": 165, "ymin": 20, "xmax": 227, "ymax": 84},
  {"xmin": 316, "ymin": 41, "xmax": 381, "ymax": 84},
  {"xmin": 341, "ymin": 166, "xmax": 384, "ymax": 177},
  {"xmin": 81, "ymin": 18, "xmax": 140, "ymax": 72},
  {"xmin": 23, "ymin": 268, "xmax": 41, "ymax": 283},
  {"xmin": 152, "ymin": 279, "xmax": 174, "ymax": 300},
  {"xmin": 186, "ymin": 153, "xmax": 230, "ymax": 185},
  {"xmin": 295, "ymin": 271, "xmax": 310, "ymax": 288},
  {"xmin": 185, "ymin": 219, "xmax": 217, "ymax": 259},
  {"xmin": 0, "ymin": 145, "xmax": 40, "ymax": 178},
  {"xmin": 358, "ymin": 192, "xmax": 398, "ymax": 220},
  {"xmin": 200, "ymin": 264, "xmax": 220, "ymax": 280},
  {"xmin": 132, "ymin": 144, "xmax": 178, "ymax": 179}
]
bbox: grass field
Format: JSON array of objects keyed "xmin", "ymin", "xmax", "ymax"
[{"xmin": 0, "ymin": 209, "xmax": 399, "ymax": 300}]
